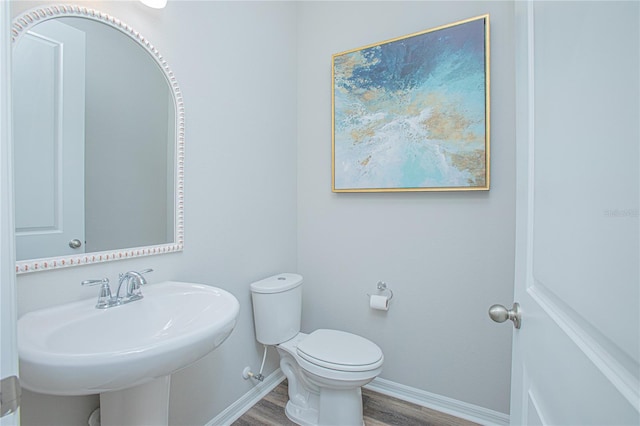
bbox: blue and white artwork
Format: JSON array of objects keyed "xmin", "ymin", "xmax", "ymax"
[{"xmin": 332, "ymin": 16, "xmax": 489, "ymax": 192}]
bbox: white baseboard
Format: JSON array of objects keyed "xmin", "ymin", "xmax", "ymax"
[
  {"xmin": 365, "ymin": 377, "xmax": 510, "ymax": 426},
  {"xmin": 205, "ymin": 369, "xmax": 509, "ymax": 426},
  {"xmin": 205, "ymin": 369, "xmax": 286, "ymax": 426}
]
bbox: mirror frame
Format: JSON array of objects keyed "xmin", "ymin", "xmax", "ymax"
[{"xmin": 12, "ymin": 4, "xmax": 184, "ymax": 274}]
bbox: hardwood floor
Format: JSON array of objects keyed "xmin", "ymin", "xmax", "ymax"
[{"xmin": 233, "ymin": 381, "xmax": 479, "ymax": 426}]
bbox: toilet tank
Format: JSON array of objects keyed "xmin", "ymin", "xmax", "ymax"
[{"xmin": 250, "ymin": 273, "xmax": 302, "ymax": 345}]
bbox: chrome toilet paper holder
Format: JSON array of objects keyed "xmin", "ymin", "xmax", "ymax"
[{"xmin": 368, "ymin": 281, "xmax": 394, "ymax": 300}]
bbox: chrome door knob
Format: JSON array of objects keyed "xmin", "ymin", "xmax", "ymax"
[
  {"xmin": 69, "ymin": 239, "xmax": 82, "ymax": 249},
  {"xmin": 489, "ymin": 302, "xmax": 521, "ymax": 329}
]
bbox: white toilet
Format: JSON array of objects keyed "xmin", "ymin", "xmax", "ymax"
[{"xmin": 250, "ymin": 273, "xmax": 384, "ymax": 426}]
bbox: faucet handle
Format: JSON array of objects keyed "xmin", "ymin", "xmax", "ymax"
[
  {"xmin": 81, "ymin": 278, "xmax": 109, "ymax": 287},
  {"xmin": 81, "ymin": 278, "xmax": 115, "ymax": 309}
]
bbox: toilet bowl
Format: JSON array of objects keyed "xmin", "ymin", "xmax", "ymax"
[
  {"xmin": 250, "ymin": 274, "xmax": 384, "ymax": 426},
  {"xmin": 278, "ymin": 330, "xmax": 383, "ymax": 425}
]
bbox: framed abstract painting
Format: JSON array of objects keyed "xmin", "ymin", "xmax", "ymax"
[{"xmin": 332, "ymin": 15, "xmax": 490, "ymax": 192}]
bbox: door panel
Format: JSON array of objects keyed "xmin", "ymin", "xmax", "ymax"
[
  {"xmin": 512, "ymin": 2, "xmax": 639, "ymax": 425},
  {"xmin": 532, "ymin": 0, "xmax": 639, "ymax": 366},
  {"xmin": 13, "ymin": 19, "xmax": 85, "ymax": 260}
]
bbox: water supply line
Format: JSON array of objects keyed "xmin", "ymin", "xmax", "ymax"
[{"xmin": 242, "ymin": 345, "xmax": 268, "ymax": 382}]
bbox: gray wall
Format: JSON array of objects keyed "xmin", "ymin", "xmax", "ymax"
[
  {"xmin": 12, "ymin": 0, "xmax": 515, "ymax": 424},
  {"xmin": 296, "ymin": 1, "xmax": 515, "ymax": 414}
]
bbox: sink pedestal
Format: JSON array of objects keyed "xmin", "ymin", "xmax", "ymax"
[{"xmin": 100, "ymin": 376, "xmax": 171, "ymax": 426}]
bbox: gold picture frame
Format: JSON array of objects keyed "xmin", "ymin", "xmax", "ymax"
[{"xmin": 332, "ymin": 15, "xmax": 490, "ymax": 192}]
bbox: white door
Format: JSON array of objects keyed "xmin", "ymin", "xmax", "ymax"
[
  {"xmin": 1, "ymin": 1, "xmax": 19, "ymax": 424},
  {"xmin": 13, "ymin": 19, "xmax": 85, "ymax": 261},
  {"xmin": 508, "ymin": 2, "xmax": 639, "ymax": 424}
]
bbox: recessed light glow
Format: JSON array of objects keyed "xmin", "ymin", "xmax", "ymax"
[{"xmin": 140, "ymin": 0, "xmax": 167, "ymax": 9}]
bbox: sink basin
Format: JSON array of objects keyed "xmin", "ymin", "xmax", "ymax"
[{"xmin": 18, "ymin": 281, "xmax": 239, "ymax": 396}]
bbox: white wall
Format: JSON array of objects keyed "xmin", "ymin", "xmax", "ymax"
[
  {"xmin": 1, "ymin": 1, "xmax": 20, "ymax": 425},
  {"xmin": 12, "ymin": 1, "xmax": 297, "ymax": 425},
  {"xmin": 296, "ymin": 1, "xmax": 515, "ymax": 415}
]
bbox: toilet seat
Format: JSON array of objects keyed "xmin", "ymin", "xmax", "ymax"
[{"xmin": 296, "ymin": 329, "xmax": 383, "ymax": 372}]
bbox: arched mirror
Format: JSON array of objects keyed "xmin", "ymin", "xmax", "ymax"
[{"xmin": 12, "ymin": 5, "xmax": 184, "ymax": 273}]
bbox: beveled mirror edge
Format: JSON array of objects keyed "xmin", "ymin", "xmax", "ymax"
[{"xmin": 12, "ymin": 4, "xmax": 185, "ymax": 274}]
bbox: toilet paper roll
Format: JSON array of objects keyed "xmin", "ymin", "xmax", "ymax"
[{"xmin": 370, "ymin": 294, "xmax": 389, "ymax": 311}]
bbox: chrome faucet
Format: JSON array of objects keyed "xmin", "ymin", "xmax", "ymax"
[
  {"xmin": 116, "ymin": 269, "xmax": 154, "ymax": 302},
  {"xmin": 82, "ymin": 269, "xmax": 153, "ymax": 309}
]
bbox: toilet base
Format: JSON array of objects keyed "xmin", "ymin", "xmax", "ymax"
[
  {"xmin": 285, "ymin": 400, "xmax": 317, "ymax": 426},
  {"xmin": 318, "ymin": 387, "xmax": 364, "ymax": 426},
  {"xmin": 285, "ymin": 387, "xmax": 365, "ymax": 426}
]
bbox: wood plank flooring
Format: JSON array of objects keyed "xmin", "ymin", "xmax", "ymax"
[{"xmin": 232, "ymin": 381, "xmax": 479, "ymax": 426}]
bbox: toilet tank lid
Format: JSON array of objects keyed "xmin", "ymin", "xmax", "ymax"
[{"xmin": 250, "ymin": 273, "xmax": 303, "ymax": 294}]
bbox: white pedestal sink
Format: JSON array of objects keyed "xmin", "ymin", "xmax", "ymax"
[{"xmin": 18, "ymin": 281, "xmax": 240, "ymax": 426}]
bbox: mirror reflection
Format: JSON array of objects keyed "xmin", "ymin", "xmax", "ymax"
[{"xmin": 13, "ymin": 16, "xmax": 177, "ymax": 263}]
